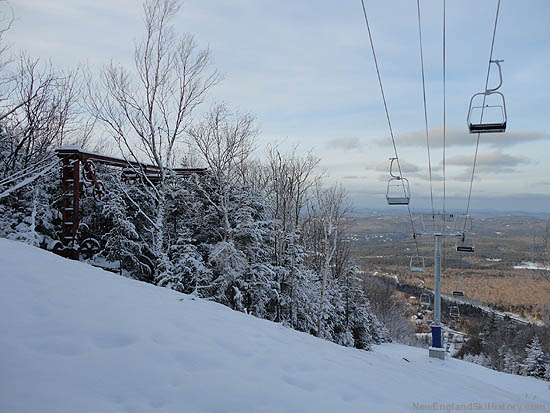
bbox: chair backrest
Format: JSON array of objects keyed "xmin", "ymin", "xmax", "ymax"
[{"xmin": 386, "ymin": 177, "xmax": 410, "ymax": 205}]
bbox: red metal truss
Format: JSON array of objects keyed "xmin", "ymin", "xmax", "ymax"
[{"xmin": 55, "ymin": 146, "xmax": 206, "ymax": 260}]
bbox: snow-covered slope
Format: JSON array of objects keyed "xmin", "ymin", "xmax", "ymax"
[{"xmin": 1, "ymin": 239, "xmax": 548, "ymax": 413}]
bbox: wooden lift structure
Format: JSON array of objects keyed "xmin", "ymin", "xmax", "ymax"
[{"xmin": 55, "ymin": 146, "xmax": 206, "ymax": 260}]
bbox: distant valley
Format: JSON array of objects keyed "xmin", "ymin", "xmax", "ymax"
[{"xmin": 349, "ymin": 215, "xmax": 550, "ymax": 322}]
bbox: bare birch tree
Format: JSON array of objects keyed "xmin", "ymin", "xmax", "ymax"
[
  {"xmin": 86, "ymin": 0, "xmax": 219, "ymax": 270},
  {"xmin": 306, "ymin": 182, "xmax": 350, "ymax": 337},
  {"xmin": 188, "ymin": 103, "xmax": 258, "ymax": 242},
  {"xmin": 0, "ymin": 0, "xmax": 13, "ymax": 96},
  {"xmin": 88, "ymin": 0, "xmax": 218, "ymax": 172},
  {"xmin": 0, "ymin": 53, "xmax": 91, "ymax": 178},
  {"xmin": 260, "ymin": 146, "xmax": 320, "ymax": 322}
]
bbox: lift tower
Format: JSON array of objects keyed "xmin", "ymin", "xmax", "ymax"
[{"xmin": 417, "ymin": 213, "xmax": 465, "ymax": 360}]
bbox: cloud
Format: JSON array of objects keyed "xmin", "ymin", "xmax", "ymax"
[
  {"xmin": 446, "ymin": 151, "xmax": 527, "ymax": 167},
  {"xmin": 411, "ymin": 173, "xmax": 445, "ymax": 182},
  {"xmin": 388, "ymin": 151, "xmax": 529, "ymax": 184},
  {"xmin": 378, "ymin": 126, "xmax": 549, "ymax": 148},
  {"xmin": 326, "ymin": 137, "xmax": 363, "ymax": 151}
]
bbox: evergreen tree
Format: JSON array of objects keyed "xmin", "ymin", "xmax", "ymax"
[
  {"xmin": 522, "ymin": 335, "xmax": 547, "ymax": 378},
  {"xmin": 161, "ymin": 230, "xmax": 211, "ymax": 294},
  {"xmin": 502, "ymin": 347, "xmax": 520, "ymax": 375},
  {"xmin": 100, "ymin": 178, "xmax": 154, "ymax": 281}
]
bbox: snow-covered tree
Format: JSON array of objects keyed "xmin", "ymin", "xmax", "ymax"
[
  {"xmin": 0, "ymin": 0, "xmax": 393, "ymax": 356},
  {"xmin": 336, "ymin": 266, "xmax": 389, "ymax": 349},
  {"xmin": 87, "ymin": 0, "xmax": 219, "ymax": 281},
  {"xmin": 522, "ymin": 335, "xmax": 547, "ymax": 379},
  {"xmin": 464, "ymin": 353, "xmax": 490, "ymax": 368},
  {"xmin": 160, "ymin": 230, "xmax": 211, "ymax": 294},
  {"xmin": 306, "ymin": 182, "xmax": 350, "ymax": 337},
  {"xmin": 502, "ymin": 347, "xmax": 520, "ymax": 375},
  {"xmin": 188, "ymin": 103, "xmax": 257, "ymax": 243}
]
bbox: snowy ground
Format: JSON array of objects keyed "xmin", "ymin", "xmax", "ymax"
[
  {"xmin": 513, "ymin": 261, "xmax": 550, "ymax": 271},
  {"xmin": 1, "ymin": 238, "xmax": 549, "ymax": 413}
]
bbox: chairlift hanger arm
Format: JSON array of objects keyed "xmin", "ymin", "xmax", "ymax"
[
  {"xmin": 486, "ymin": 59, "xmax": 504, "ymax": 93},
  {"xmin": 389, "ymin": 157, "xmax": 401, "ymax": 179}
]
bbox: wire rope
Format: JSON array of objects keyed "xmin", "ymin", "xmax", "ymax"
[
  {"xmin": 442, "ymin": 0, "xmax": 447, "ymax": 267},
  {"xmin": 463, "ymin": 0, "xmax": 502, "ymax": 229},
  {"xmin": 359, "ymin": 0, "xmax": 420, "ymax": 256},
  {"xmin": 0, "ymin": 158, "xmax": 59, "ymax": 199},
  {"xmin": 416, "ymin": 0, "xmax": 435, "ymax": 216},
  {"xmin": 0, "ymin": 154, "xmax": 57, "ymax": 186},
  {"xmin": 442, "ymin": 0, "xmax": 446, "ymax": 218},
  {"xmin": 0, "ymin": 155, "xmax": 58, "ymax": 187}
]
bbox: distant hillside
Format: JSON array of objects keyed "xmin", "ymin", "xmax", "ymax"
[
  {"xmin": 348, "ymin": 214, "xmax": 548, "ymax": 264},
  {"xmin": 352, "ymin": 208, "xmax": 550, "ymax": 220},
  {"xmin": 349, "ymin": 215, "xmax": 550, "ymax": 321}
]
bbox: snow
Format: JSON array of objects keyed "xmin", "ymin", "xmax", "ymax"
[
  {"xmin": 1, "ymin": 238, "xmax": 549, "ymax": 413},
  {"xmin": 513, "ymin": 261, "xmax": 550, "ymax": 270}
]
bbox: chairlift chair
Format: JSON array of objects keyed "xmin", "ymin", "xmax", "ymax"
[
  {"xmin": 420, "ymin": 293, "xmax": 431, "ymax": 307},
  {"xmin": 449, "ymin": 305, "xmax": 460, "ymax": 318},
  {"xmin": 452, "ymin": 278, "xmax": 465, "ymax": 298},
  {"xmin": 456, "ymin": 233, "xmax": 475, "ymax": 253},
  {"xmin": 410, "ymin": 255, "xmax": 425, "ymax": 272},
  {"xmin": 467, "ymin": 60, "xmax": 507, "ymax": 134},
  {"xmin": 386, "ymin": 157, "xmax": 410, "ymax": 205}
]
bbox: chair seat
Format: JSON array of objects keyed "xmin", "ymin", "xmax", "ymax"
[
  {"xmin": 469, "ymin": 121, "xmax": 506, "ymax": 133},
  {"xmin": 387, "ymin": 197, "xmax": 410, "ymax": 205}
]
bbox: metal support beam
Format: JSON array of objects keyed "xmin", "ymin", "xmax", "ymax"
[
  {"xmin": 60, "ymin": 154, "xmax": 80, "ymax": 260},
  {"xmin": 54, "ymin": 146, "xmax": 207, "ymax": 261},
  {"xmin": 430, "ymin": 235, "xmax": 443, "ymax": 357},
  {"xmin": 414, "ymin": 213, "xmax": 472, "ymax": 359}
]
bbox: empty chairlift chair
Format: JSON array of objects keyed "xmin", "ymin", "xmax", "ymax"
[
  {"xmin": 452, "ymin": 278, "xmax": 465, "ymax": 298},
  {"xmin": 386, "ymin": 157, "xmax": 410, "ymax": 205},
  {"xmin": 456, "ymin": 233, "xmax": 475, "ymax": 253},
  {"xmin": 467, "ymin": 60, "xmax": 507, "ymax": 134},
  {"xmin": 420, "ymin": 293, "xmax": 431, "ymax": 307},
  {"xmin": 449, "ymin": 305, "xmax": 460, "ymax": 318},
  {"xmin": 410, "ymin": 255, "xmax": 425, "ymax": 272}
]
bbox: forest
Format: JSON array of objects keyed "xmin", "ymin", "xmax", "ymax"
[{"xmin": 0, "ymin": 0, "xmax": 390, "ymax": 350}]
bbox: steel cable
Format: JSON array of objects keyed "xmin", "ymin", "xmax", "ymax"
[{"xmin": 359, "ymin": 0, "xmax": 420, "ymax": 256}]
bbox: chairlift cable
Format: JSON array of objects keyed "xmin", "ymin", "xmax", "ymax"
[
  {"xmin": 442, "ymin": 0, "xmax": 447, "ymax": 268},
  {"xmin": 0, "ymin": 154, "xmax": 57, "ymax": 186},
  {"xmin": 359, "ymin": 0, "xmax": 420, "ymax": 255},
  {"xmin": 415, "ymin": 0, "xmax": 435, "ymax": 216},
  {"xmin": 0, "ymin": 159, "xmax": 59, "ymax": 199},
  {"xmin": 359, "ymin": 0, "xmax": 401, "ymax": 175},
  {"xmin": 463, "ymin": 0, "xmax": 502, "ymax": 230},
  {"xmin": 442, "ymin": 0, "xmax": 446, "ymax": 219}
]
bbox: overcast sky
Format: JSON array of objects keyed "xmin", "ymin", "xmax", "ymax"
[{"xmin": 8, "ymin": 0, "xmax": 550, "ymax": 214}]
